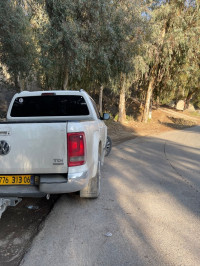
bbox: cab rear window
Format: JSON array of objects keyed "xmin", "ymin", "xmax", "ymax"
[{"xmin": 11, "ymin": 95, "xmax": 89, "ymax": 117}]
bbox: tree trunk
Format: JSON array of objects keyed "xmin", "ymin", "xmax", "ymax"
[
  {"xmin": 156, "ymin": 96, "xmax": 160, "ymax": 109},
  {"xmin": 63, "ymin": 68, "xmax": 69, "ymax": 90},
  {"xmin": 184, "ymin": 90, "xmax": 195, "ymax": 110},
  {"xmin": 99, "ymin": 85, "xmax": 104, "ymax": 116},
  {"xmin": 141, "ymin": 18, "xmax": 170, "ymax": 123},
  {"xmin": 18, "ymin": 75, "xmax": 25, "ymax": 92},
  {"xmin": 142, "ymin": 75, "xmax": 156, "ymax": 123},
  {"xmin": 14, "ymin": 74, "xmax": 20, "ymax": 92},
  {"xmin": 118, "ymin": 74, "xmax": 126, "ymax": 123}
]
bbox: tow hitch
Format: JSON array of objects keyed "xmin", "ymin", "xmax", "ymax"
[{"xmin": 0, "ymin": 197, "xmax": 22, "ymax": 218}]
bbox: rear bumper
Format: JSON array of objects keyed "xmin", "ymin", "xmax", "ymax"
[
  {"xmin": 0, "ymin": 171, "xmax": 89, "ymax": 197},
  {"xmin": 0, "ymin": 186, "xmax": 46, "ymax": 198},
  {"xmin": 39, "ymin": 171, "xmax": 89, "ymax": 194}
]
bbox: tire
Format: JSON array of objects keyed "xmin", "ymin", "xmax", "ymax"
[
  {"xmin": 80, "ymin": 156, "xmax": 101, "ymax": 198},
  {"xmin": 105, "ymin": 136, "xmax": 112, "ymax": 157}
]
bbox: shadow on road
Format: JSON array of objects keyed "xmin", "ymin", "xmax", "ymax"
[
  {"xmin": 100, "ymin": 126, "xmax": 200, "ymax": 265},
  {"xmin": 4, "ymin": 126, "xmax": 200, "ymax": 266}
]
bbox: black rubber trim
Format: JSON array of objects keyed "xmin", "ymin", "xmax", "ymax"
[{"xmin": 0, "ymin": 186, "xmax": 46, "ymax": 198}]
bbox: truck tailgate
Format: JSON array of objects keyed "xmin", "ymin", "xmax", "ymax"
[{"xmin": 0, "ymin": 123, "xmax": 68, "ymax": 174}]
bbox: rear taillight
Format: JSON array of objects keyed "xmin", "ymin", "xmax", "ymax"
[{"xmin": 67, "ymin": 132, "xmax": 86, "ymax": 167}]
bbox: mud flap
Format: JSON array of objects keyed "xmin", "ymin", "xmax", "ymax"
[{"xmin": 80, "ymin": 161, "xmax": 101, "ymax": 198}]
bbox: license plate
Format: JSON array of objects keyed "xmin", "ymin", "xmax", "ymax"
[{"xmin": 0, "ymin": 175, "xmax": 33, "ymax": 185}]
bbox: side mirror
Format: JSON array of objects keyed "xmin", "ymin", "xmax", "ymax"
[{"xmin": 102, "ymin": 113, "xmax": 110, "ymax": 120}]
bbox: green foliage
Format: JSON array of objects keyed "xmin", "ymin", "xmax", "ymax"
[
  {"xmin": 0, "ymin": 0, "xmax": 36, "ymax": 89},
  {"xmin": 126, "ymin": 115, "xmax": 134, "ymax": 121},
  {"xmin": 114, "ymin": 113, "xmax": 119, "ymax": 122},
  {"xmin": 34, "ymin": 0, "xmax": 143, "ymax": 92},
  {"xmin": 133, "ymin": 0, "xmax": 200, "ymax": 107},
  {"xmin": 193, "ymin": 94, "xmax": 200, "ymax": 109},
  {"xmin": 0, "ymin": 0, "xmax": 199, "ymax": 111}
]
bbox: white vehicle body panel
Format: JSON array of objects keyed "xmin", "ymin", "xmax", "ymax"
[
  {"xmin": 0, "ymin": 123, "xmax": 68, "ymax": 175},
  {"xmin": 0, "ymin": 90, "xmax": 108, "ymax": 196}
]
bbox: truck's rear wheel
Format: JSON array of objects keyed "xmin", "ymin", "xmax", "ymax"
[{"xmin": 80, "ymin": 157, "xmax": 101, "ymax": 198}]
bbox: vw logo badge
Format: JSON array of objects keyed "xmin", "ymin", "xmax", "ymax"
[{"xmin": 0, "ymin": 140, "xmax": 10, "ymax": 155}]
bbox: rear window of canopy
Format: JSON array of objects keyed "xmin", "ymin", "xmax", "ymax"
[{"xmin": 11, "ymin": 95, "xmax": 89, "ymax": 117}]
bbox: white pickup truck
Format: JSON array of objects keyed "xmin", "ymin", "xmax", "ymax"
[{"xmin": 0, "ymin": 90, "xmax": 109, "ymax": 216}]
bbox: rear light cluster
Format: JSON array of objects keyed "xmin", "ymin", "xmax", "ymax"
[{"xmin": 67, "ymin": 132, "xmax": 86, "ymax": 167}]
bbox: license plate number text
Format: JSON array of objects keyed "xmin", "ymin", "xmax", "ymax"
[{"xmin": 0, "ymin": 175, "xmax": 32, "ymax": 185}]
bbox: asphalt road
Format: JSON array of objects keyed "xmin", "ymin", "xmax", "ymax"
[{"xmin": 18, "ymin": 126, "xmax": 200, "ymax": 266}]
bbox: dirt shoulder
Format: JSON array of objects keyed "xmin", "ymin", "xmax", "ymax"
[{"xmin": 107, "ymin": 107, "xmax": 200, "ymax": 146}]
